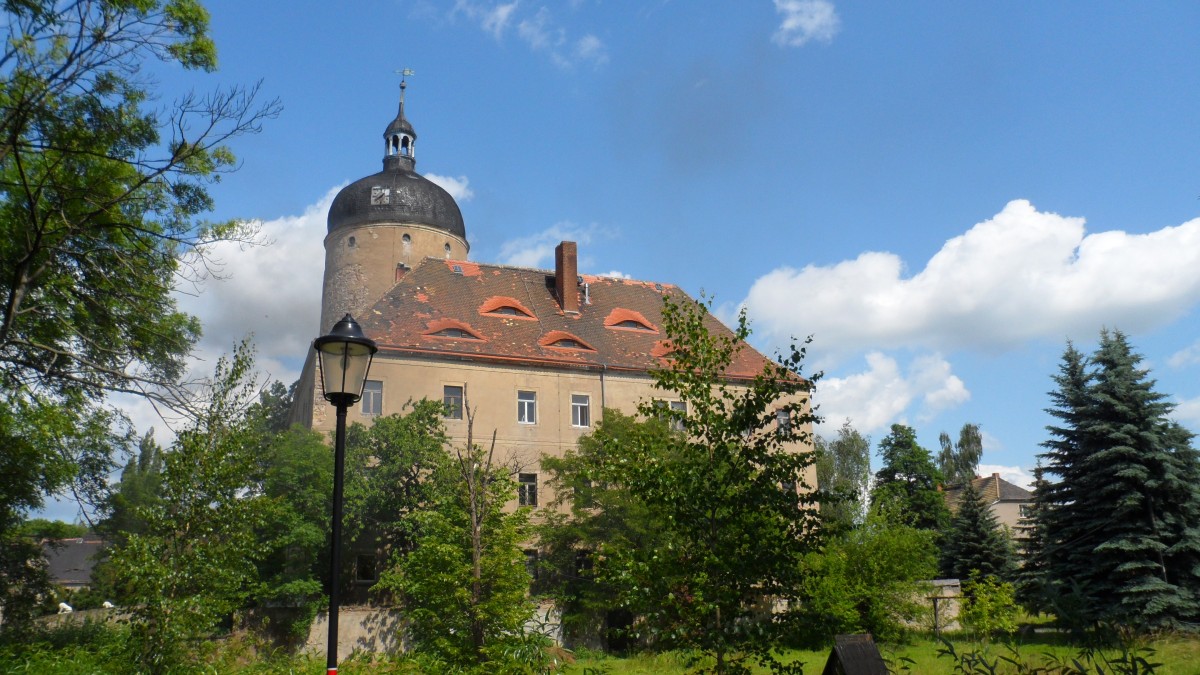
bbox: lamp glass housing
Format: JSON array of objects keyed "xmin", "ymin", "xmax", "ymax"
[{"xmin": 314, "ymin": 314, "xmax": 378, "ymax": 405}]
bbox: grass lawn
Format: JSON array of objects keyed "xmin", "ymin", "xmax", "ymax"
[{"xmin": 562, "ymin": 634, "xmax": 1200, "ymax": 674}]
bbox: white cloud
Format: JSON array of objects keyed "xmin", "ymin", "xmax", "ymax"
[
  {"xmin": 454, "ymin": 0, "xmax": 519, "ymax": 40},
  {"xmin": 742, "ymin": 200, "xmax": 1200, "ymax": 365},
  {"xmin": 814, "ymin": 351, "xmax": 968, "ymax": 436},
  {"xmin": 425, "ymin": 173, "xmax": 475, "ymax": 201},
  {"xmin": 1172, "ymin": 395, "xmax": 1200, "ymax": 428},
  {"xmin": 518, "ymin": 8, "xmax": 563, "ymax": 51},
  {"xmin": 977, "ymin": 464, "xmax": 1035, "ymax": 491},
  {"xmin": 596, "ymin": 270, "xmax": 632, "ymax": 279},
  {"xmin": 912, "ymin": 354, "xmax": 970, "ymax": 418},
  {"xmin": 772, "ymin": 0, "xmax": 840, "ymax": 47},
  {"xmin": 453, "ymin": 2, "xmax": 606, "ymax": 68},
  {"xmin": 574, "ymin": 34, "xmax": 609, "ymax": 65},
  {"xmin": 175, "ymin": 187, "xmax": 335, "ymax": 389},
  {"xmin": 1168, "ymin": 340, "xmax": 1200, "ymax": 368},
  {"xmin": 498, "ymin": 222, "xmax": 597, "ymax": 268}
]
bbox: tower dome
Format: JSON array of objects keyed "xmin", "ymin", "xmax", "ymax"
[
  {"xmin": 326, "ymin": 80, "xmax": 466, "ymax": 240},
  {"xmin": 320, "ymin": 79, "xmax": 470, "ymax": 334}
]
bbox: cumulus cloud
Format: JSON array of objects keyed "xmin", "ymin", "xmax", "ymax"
[
  {"xmin": 175, "ymin": 187, "xmax": 335, "ymax": 388},
  {"xmin": 814, "ymin": 351, "xmax": 968, "ymax": 436},
  {"xmin": 977, "ymin": 464, "xmax": 1035, "ymax": 491},
  {"xmin": 742, "ymin": 200, "xmax": 1200, "ymax": 365},
  {"xmin": 425, "ymin": 173, "xmax": 475, "ymax": 201},
  {"xmin": 772, "ymin": 0, "xmax": 840, "ymax": 47}
]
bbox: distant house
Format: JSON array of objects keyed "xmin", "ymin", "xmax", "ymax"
[
  {"xmin": 943, "ymin": 473, "xmax": 1033, "ymax": 534},
  {"xmin": 42, "ymin": 538, "xmax": 105, "ymax": 591}
]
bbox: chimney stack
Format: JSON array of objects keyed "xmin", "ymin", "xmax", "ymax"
[{"xmin": 555, "ymin": 241, "xmax": 579, "ymax": 314}]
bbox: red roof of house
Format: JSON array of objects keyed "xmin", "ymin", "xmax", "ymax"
[{"xmin": 359, "ymin": 257, "xmax": 774, "ymax": 379}]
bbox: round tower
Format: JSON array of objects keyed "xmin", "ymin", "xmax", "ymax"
[{"xmin": 320, "ymin": 80, "xmax": 469, "ymax": 332}]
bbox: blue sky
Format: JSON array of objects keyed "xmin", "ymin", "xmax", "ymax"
[{"xmin": 45, "ymin": 1, "xmax": 1200, "ymax": 520}]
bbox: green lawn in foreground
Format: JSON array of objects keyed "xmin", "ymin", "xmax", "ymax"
[{"xmin": 562, "ymin": 634, "xmax": 1200, "ymax": 675}]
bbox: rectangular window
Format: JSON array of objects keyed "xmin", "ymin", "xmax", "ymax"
[
  {"xmin": 670, "ymin": 400, "xmax": 687, "ymax": 431},
  {"xmin": 355, "ymin": 553, "xmax": 377, "ymax": 583},
  {"xmin": 524, "ymin": 549, "xmax": 540, "ymax": 582},
  {"xmin": 443, "ymin": 384, "xmax": 464, "ymax": 419},
  {"xmin": 518, "ymin": 472, "xmax": 538, "ymax": 507},
  {"xmin": 571, "ymin": 394, "xmax": 591, "ymax": 428},
  {"xmin": 361, "ymin": 380, "xmax": 383, "ymax": 416},
  {"xmin": 517, "ymin": 390, "xmax": 537, "ymax": 424},
  {"xmin": 776, "ymin": 409, "xmax": 791, "ymax": 436}
]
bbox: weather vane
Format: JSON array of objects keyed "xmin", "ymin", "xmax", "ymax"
[{"xmin": 395, "ymin": 68, "xmax": 415, "ymax": 87}]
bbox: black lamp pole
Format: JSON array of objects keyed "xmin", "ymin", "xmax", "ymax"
[{"xmin": 313, "ymin": 314, "xmax": 377, "ymax": 675}]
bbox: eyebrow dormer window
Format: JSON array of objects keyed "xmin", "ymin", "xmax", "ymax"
[
  {"xmin": 615, "ymin": 320, "xmax": 652, "ymax": 330},
  {"xmin": 604, "ymin": 308, "xmax": 659, "ymax": 333},
  {"xmin": 479, "ymin": 296, "xmax": 536, "ymax": 320},
  {"xmin": 539, "ymin": 330, "xmax": 595, "ymax": 351},
  {"xmin": 424, "ymin": 319, "xmax": 485, "ymax": 341}
]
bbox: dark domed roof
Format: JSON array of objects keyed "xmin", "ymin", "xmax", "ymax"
[
  {"xmin": 327, "ymin": 83, "xmax": 466, "ymax": 238},
  {"xmin": 327, "ymin": 162, "xmax": 466, "ymax": 238}
]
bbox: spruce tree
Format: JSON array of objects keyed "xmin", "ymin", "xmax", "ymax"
[
  {"xmin": 1032, "ymin": 331, "xmax": 1200, "ymax": 628},
  {"xmin": 940, "ymin": 480, "xmax": 1015, "ymax": 582},
  {"xmin": 1033, "ymin": 343, "xmax": 1098, "ymax": 621},
  {"xmin": 1080, "ymin": 330, "xmax": 1200, "ymax": 627}
]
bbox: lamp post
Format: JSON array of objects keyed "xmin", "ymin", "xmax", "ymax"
[{"xmin": 314, "ymin": 314, "xmax": 377, "ymax": 675}]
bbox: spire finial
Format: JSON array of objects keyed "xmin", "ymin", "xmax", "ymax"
[{"xmin": 395, "ymin": 68, "xmax": 415, "ymax": 117}]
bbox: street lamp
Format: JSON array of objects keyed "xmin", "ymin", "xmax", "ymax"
[{"xmin": 314, "ymin": 314, "xmax": 377, "ymax": 675}]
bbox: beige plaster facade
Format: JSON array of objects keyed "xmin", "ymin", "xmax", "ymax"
[{"xmin": 305, "ymin": 353, "xmax": 816, "ymax": 510}]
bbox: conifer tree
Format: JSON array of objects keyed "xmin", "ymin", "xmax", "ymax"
[
  {"xmin": 1032, "ymin": 331, "xmax": 1200, "ymax": 628},
  {"xmin": 941, "ymin": 480, "xmax": 1014, "ymax": 582},
  {"xmin": 1080, "ymin": 330, "xmax": 1200, "ymax": 627},
  {"xmin": 1031, "ymin": 343, "xmax": 1097, "ymax": 620}
]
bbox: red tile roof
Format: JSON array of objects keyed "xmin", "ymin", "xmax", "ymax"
[{"xmin": 359, "ymin": 257, "xmax": 774, "ymax": 379}]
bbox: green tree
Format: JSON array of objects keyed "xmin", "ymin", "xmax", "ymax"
[
  {"xmin": 1027, "ymin": 343, "xmax": 1095, "ymax": 620},
  {"xmin": 107, "ymin": 343, "xmax": 269, "ymax": 672},
  {"xmin": 98, "ymin": 430, "xmax": 164, "ymax": 542},
  {"xmin": 938, "ymin": 423, "xmax": 983, "ymax": 487},
  {"xmin": 0, "ymin": 0, "xmax": 276, "ymax": 630},
  {"xmin": 0, "ymin": 396, "xmax": 129, "ymax": 634},
  {"xmin": 795, "ymin": 512, "xmax": 939, "ymax": 645},
  {"xmin": 1033, "ymin": 331, "xmax": 1200, "ymax": 628},
  {"xmin": 249, "ymin": 379, "xmax": 299, "ymax": 434},
  {"xmin": 538, "ymin": 409, "xmax": 677, "ymax": 648},
  {"xmin": 252, "ymin": 424, "xmax": 333, "ymax": 638},
  {"xmin": 582, "ymin": 296, "xmax": 821, "ymax": 674},
  {"xmin": 940, "ymin": 480, "xmax": 1015, "ymax": 582},
  {"xmin": 815, "ymin": 419, "xmax": 871, "ymax": 531},
  {"xmin": 344, "ymin": 400, "xmax": 451, "ymax": 577},
  {"xmin": 16, "ymin": 518, "xmax": 87, "ymax": 540},
  {"xmin": 870, "ymin": 424, "xmax": 950, "ymax": 533},
  {"xmin": 378, "ymin": 412, "xmax": 544, "ymax": 673}
]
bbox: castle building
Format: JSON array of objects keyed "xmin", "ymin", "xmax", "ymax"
[{"xmin": 293, "ymin": 83, "xmax": 815, "ymax": 531}]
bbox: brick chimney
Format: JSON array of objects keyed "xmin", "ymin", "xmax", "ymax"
[{"xmin": 555, "ymin": 241, "xmax": 579, "ymax": 314}]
